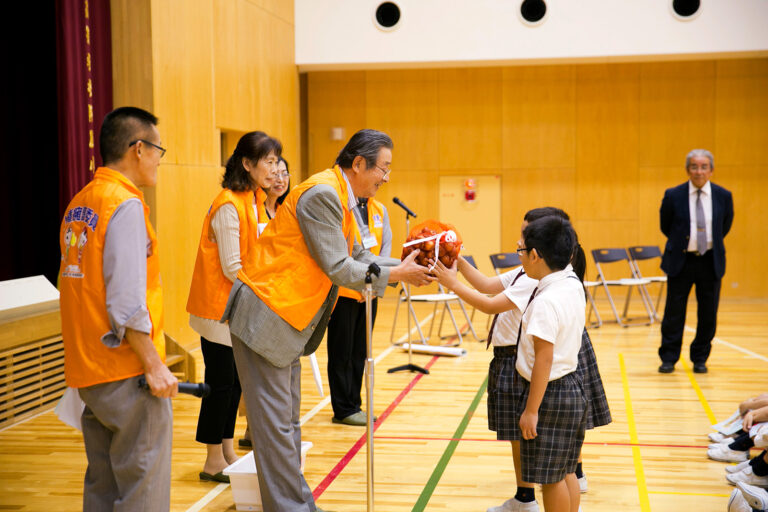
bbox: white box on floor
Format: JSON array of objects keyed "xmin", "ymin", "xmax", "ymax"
[{"xmin": 224, "ymin": 441, "xmax": 313, "ymax": 512}]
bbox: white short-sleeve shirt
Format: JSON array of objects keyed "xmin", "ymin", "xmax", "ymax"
[
  {"xmin": 515, "ymin": 269, "xmax": 586, "ymax": 382},
  {"xmin": 490, "ymin": 268, "xmax": 538, "ymax": 347}
]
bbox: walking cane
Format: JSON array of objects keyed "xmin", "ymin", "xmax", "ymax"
[{"xmin": 364, "ymin": 262, "xmax": 380, "ymax": 512}]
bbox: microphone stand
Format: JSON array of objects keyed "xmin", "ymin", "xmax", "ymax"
[
  {"xmin": 388, "ymin": 210, "xmax": 429, "ymax": 375},
  {"xmin": 363, "ymin": 263, "xmax": 380, "ymax": 511}
]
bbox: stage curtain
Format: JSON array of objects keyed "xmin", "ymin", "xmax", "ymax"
[{"xmin": 56, "ymin": 0, "xmax": 113, "ymax": 214}]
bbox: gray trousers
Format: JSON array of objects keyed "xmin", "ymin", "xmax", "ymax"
[
  {"xmin": 78, "ymin": 375, "xmax": 172, "ymax": 512},
  {"xmin": 232, "ymin": 335, "xmax": 316, "ymax": 512}
]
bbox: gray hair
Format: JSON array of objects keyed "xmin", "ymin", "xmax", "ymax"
[
  {"xmin": 335, "ymin": 129, "xmax": 393, "ymax": 169},
  {"xmin": 685, "ymin": 149, "xmax": 714, "ymax": 170}
]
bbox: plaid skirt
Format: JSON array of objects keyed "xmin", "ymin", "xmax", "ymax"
[
  {"xmin": 577, "ymin": 329, "xmax": 612, "ymax": 429},
  {"xmin": 518, "ymin": 371, "xmax": 587, "ymax": 484},
  {"xmin": 487, "ymin": 345, "xmax": 522, "ymax": 440}
]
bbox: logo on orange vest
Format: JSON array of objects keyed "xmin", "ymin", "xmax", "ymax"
[
  {"xmin": 64, "ymin": 205, "xmax": 99, "ymax": 231},
  {"xmin": 373, "ymin": 214, "xmax": 383, "ymax": 228}
]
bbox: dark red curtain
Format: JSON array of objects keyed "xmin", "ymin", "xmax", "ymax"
[{"xmin": 56, "ymin": 0, "xmax": 113, "ymax": 214}]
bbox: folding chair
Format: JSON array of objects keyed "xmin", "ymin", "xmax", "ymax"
[
  {"xmin": 389, "ymin": 282, "xmax": 480, "ymax": 346},
  {"xmin": 590, "ymin": 248, "xmax": 654, "ymax": 327},
  {"xmin": 583, "ymin": 279, "xmax": 603, "ymax": 328},
  {"xmin": 489, "ymin": 252, "xmax": 522, "ymax": 276},
  {"xmin": 627, "ymin": 245, "xmax": 667, "ymax": 322}
]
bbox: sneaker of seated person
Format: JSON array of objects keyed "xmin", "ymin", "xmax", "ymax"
[
  {"xmin": 737, "ymin": 481, "xmax": 768, "ymax": 511},
  {"xmin": 486, "ymin": 497, "xmax": 540, "ymax": 512},
  {"xmin": 578, "ymin": 474, "xmax": 588, "ymax": 493},
  {"xmin": 728, "ymin": 488, "xmax": 754, "ymax": 512},
  {"xmin": 711, "ymin": 431, "xmax": 735, "ymax": 443},
  {"xmin": 709, "ymin": 443, "xmax": 749, "ymax": 463},
  {"xmin": 728, "ymin": 460, "xmax": 754, "ymax": 474},
  {"xmin": 727, "ymin": 466, "xmax": 768, "ymax": 488}
]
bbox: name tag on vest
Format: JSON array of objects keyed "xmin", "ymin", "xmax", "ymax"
[{"xmin": 362, "ymin": 234, "xmax": 378, "ymax": 249}]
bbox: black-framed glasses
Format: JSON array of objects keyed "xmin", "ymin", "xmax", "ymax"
[
  {"xmin": 129, "ymin": 139, "xmax": 166, "ymax": 158},
  {"xmin": 516, "ymin": 247, "xmax": 534, "ymax": 255}
]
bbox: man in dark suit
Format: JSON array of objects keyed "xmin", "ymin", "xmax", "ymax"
[{"xmin": 658, "ymin": 149, "xmax": 734, "ymax": 374}]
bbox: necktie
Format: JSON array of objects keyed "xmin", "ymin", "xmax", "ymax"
[
  {"xmin": 515, "ymin": 287, "xmax": 538, "ymax": 345},
  {"xmin": 696, "ymin": 189, "xmax": 707, "ymax": 255}
]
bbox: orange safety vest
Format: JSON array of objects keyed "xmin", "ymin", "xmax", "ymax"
[
  {"xmin": 237, "ymin": 166, "xmax": 355, "ymax": 331},
  {"xmin": 338, "ymin": 198, "xmax": 386, "ymax": 301},
  {"xmin": 59, "ymin": 167, "xmax": 165, "ymax": 388},
  {"xmin": 186, "ymin": 187, "xmax": 267, "ymax": 320}
]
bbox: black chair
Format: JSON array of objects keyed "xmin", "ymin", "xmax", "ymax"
[
  {"xmin": 489, "ymin": 252, "xmax": 522, "ymax": 276},
  {"xmin": 591, "ymin": 248, "xmax": 654, "ymax": 327},
  {"xmin": 627, "ymin": 245, "xmax": 667, "ymax": 322}
]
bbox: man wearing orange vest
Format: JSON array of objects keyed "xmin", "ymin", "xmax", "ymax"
[
  {"xmin": 59, "ymin": 107, "xmax": 178, "ymax": 512},
  {"xmin": 327, "ymin": 196, "xmax": 391, "ymax": 426},
  {"xmin": 222, "ymin": 129, "xmax": 433, "ymax": 512}
]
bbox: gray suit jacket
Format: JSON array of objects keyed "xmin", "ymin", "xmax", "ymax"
[{"xmin": 222, "ymin": 183, "xmax": 400, "ymax": 368}]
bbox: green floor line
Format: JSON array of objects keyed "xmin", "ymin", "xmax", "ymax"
[{"xmin": 412, "ymin": 375, "xmax": 489, "ymax": 512}]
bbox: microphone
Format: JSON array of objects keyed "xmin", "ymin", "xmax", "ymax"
[
  {"xmin": 138, "ymin": 376, "xmax": 211, "ymax": 398},
  {"xmin": 392, "ymin": 197, "xmax": 417, "ymax": 217}
]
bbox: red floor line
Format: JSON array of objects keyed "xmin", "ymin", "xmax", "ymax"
[
  {"xmin": 372, "ymin": 435, "xmax": 713, "ymax": 450},
  {"xmin": 312, "ymin": 355, "xmax": 440, "ymax": 500}
]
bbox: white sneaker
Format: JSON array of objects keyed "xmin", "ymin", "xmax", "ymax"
[
  {"xmin": 708, "ymin": 444, "xmax": 749, "ymax": 463},
  {"xmin": 729, "ymin": 488, "xmax": 753, "ymax": 512},
  {"xmin": 710, "ymin": 431, "xmax": 733, "ymax": 443},
  {"xmin": 710, "ymin": 439, "xmax": 735, "ymax": 449},
  {"xmin": 727, "ymin": 466, "xmax": 768, "ymax": 488},
  {"xmin": 578, "ymin": 474, "xmax": 588, "ymax": 493},
  {"xmin": 486, "ymin": 497, "xmax": 540, "ymax": 512},
  {"xmin": 727, "ymin": 460, "xmax": 753, "ymax": 474},
  {"xmin": 738, "ymin": 481, "xmax": 768, "ymax": 510}
]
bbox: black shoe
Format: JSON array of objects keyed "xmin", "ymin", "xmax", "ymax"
[
  {"xmin": 238, "ymin": 437, "xmax": 252, "ymax": 448},
  {"xmin": 658, "ymin": 362, "xmax": 675, "ymax": 373},
  {"xmin": 693, "ymin": 363, "xmax": 708, "ymax": 374}
]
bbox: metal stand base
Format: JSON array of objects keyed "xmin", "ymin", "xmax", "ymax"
[{"xmin": 387, "ymin": 363, "xmax": 429, "ymax": 374}]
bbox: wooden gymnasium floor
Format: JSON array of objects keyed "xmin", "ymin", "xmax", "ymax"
[{"xmin": 1, "ymin": 294, "xmax": 766, "ymax": 512}]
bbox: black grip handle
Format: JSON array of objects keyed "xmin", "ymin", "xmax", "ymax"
[{"xmin": 137, "ymin": 376, "xmax": 211, "ymax": 398}]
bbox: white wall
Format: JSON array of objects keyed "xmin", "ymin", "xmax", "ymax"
[{"xmin": 295, "ymin": 0, "xmax": 768, "ymax": 70}]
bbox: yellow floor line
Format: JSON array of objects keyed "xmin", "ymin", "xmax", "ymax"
[
  {"xmin": 619, "ymin": 352, "xmax": 651, "ymax": 512},
  {"xmin": 680, "ymin": 359, "xmax": 718, "ymax": 425}
]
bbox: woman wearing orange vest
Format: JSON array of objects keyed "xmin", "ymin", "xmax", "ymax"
[
  {"xmin": 327, "ymin": 197, "xmax": 392, "ymax": 425},
  {"xmin": 186, "ymin": 131, "xmax": 281, "ymax": 483}
]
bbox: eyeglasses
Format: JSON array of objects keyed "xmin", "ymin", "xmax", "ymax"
[
  {"xmin": 516, "ymin": 247, "xmax": 534, "ymax": 255},
  {"xmin": 129, "ymin": 139, "xmax": 166, "ymax": 158},
  {"xmin": 275, "ymin": 172, "xmax": 290, "ymax": 179},
  {"xmin": 374, "ymin": 164, "xmax": 391, "ymax": 178}
]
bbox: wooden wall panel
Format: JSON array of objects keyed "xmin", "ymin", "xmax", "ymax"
[
  {"xmin": 437, "ymin": 68, "xmax": 503, "ymax": 170},
  {"xmin": 306, "ymin": 72, "xmax": 366, "ymax": 174},
  {"xmin": 150, "ymin": 0, "xmax": 217, "ymax": 167},
  {"xmin": 110, "ymin": 0, "xmax": 153, "ymax": 111},
  {"xmin": 575, "ymin": 64, "xmax": 639, "ymax": 223},
  {"xmin": 365, "ymin": 76, "xmax": 439, "ymax": 171},
  {"xmin": 639, "ymin": 61, "xmax": 716, "ymax": 168},
  {"xmin": 502, "ymin": 66, "xmax": 576, "ymax": 170},
  {"xmin": 307, "ymin": 58, "xmax": 768, "ymax": 298},
  {"xmin": 715, "ymin": 59, "xmax": 768, "ymax": 166}
]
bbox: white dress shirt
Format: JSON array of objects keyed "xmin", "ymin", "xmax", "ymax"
[{"xmin": 687, "ymin": 180, "xmax": 713, "ymax": 252}]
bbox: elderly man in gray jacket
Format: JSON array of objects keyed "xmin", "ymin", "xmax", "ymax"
[{"xmin": 222, "ymin": 129, "xmax": 432, "ymax": 512}]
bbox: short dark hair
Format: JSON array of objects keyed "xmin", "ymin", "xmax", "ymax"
[
  {"xmin": 222, "ymin": 132, "xmax": 282, "ymax": 192},
  {"xmin": 523, "ymin": 206, "xmax": 585, "ymax": 282},
  {"xmin": 276, "ymin": 156, "xmax": 290, "ymax": 205},
  {"xmin": 99, "ymin": 107, "xmax": 158, "ymax": 165},
  {"xmin": 523, "ymin": 215, "xmax": 577, "ymax": 272},
  {"xmin": 335, "ymin": 129, "xmax": 393, "ymax": 168}
]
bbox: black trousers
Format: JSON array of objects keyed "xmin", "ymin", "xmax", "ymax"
[
  {"xmin": 196, "ymin": 337, "xmax": 242, "ymax": 444},
  {"xmin": 659, "ymin": 251, "xmax": 721, "ymax": 365},
  {"xmin": 326, "ymin": 296, "xmax": 378, "ymax": 419}
]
